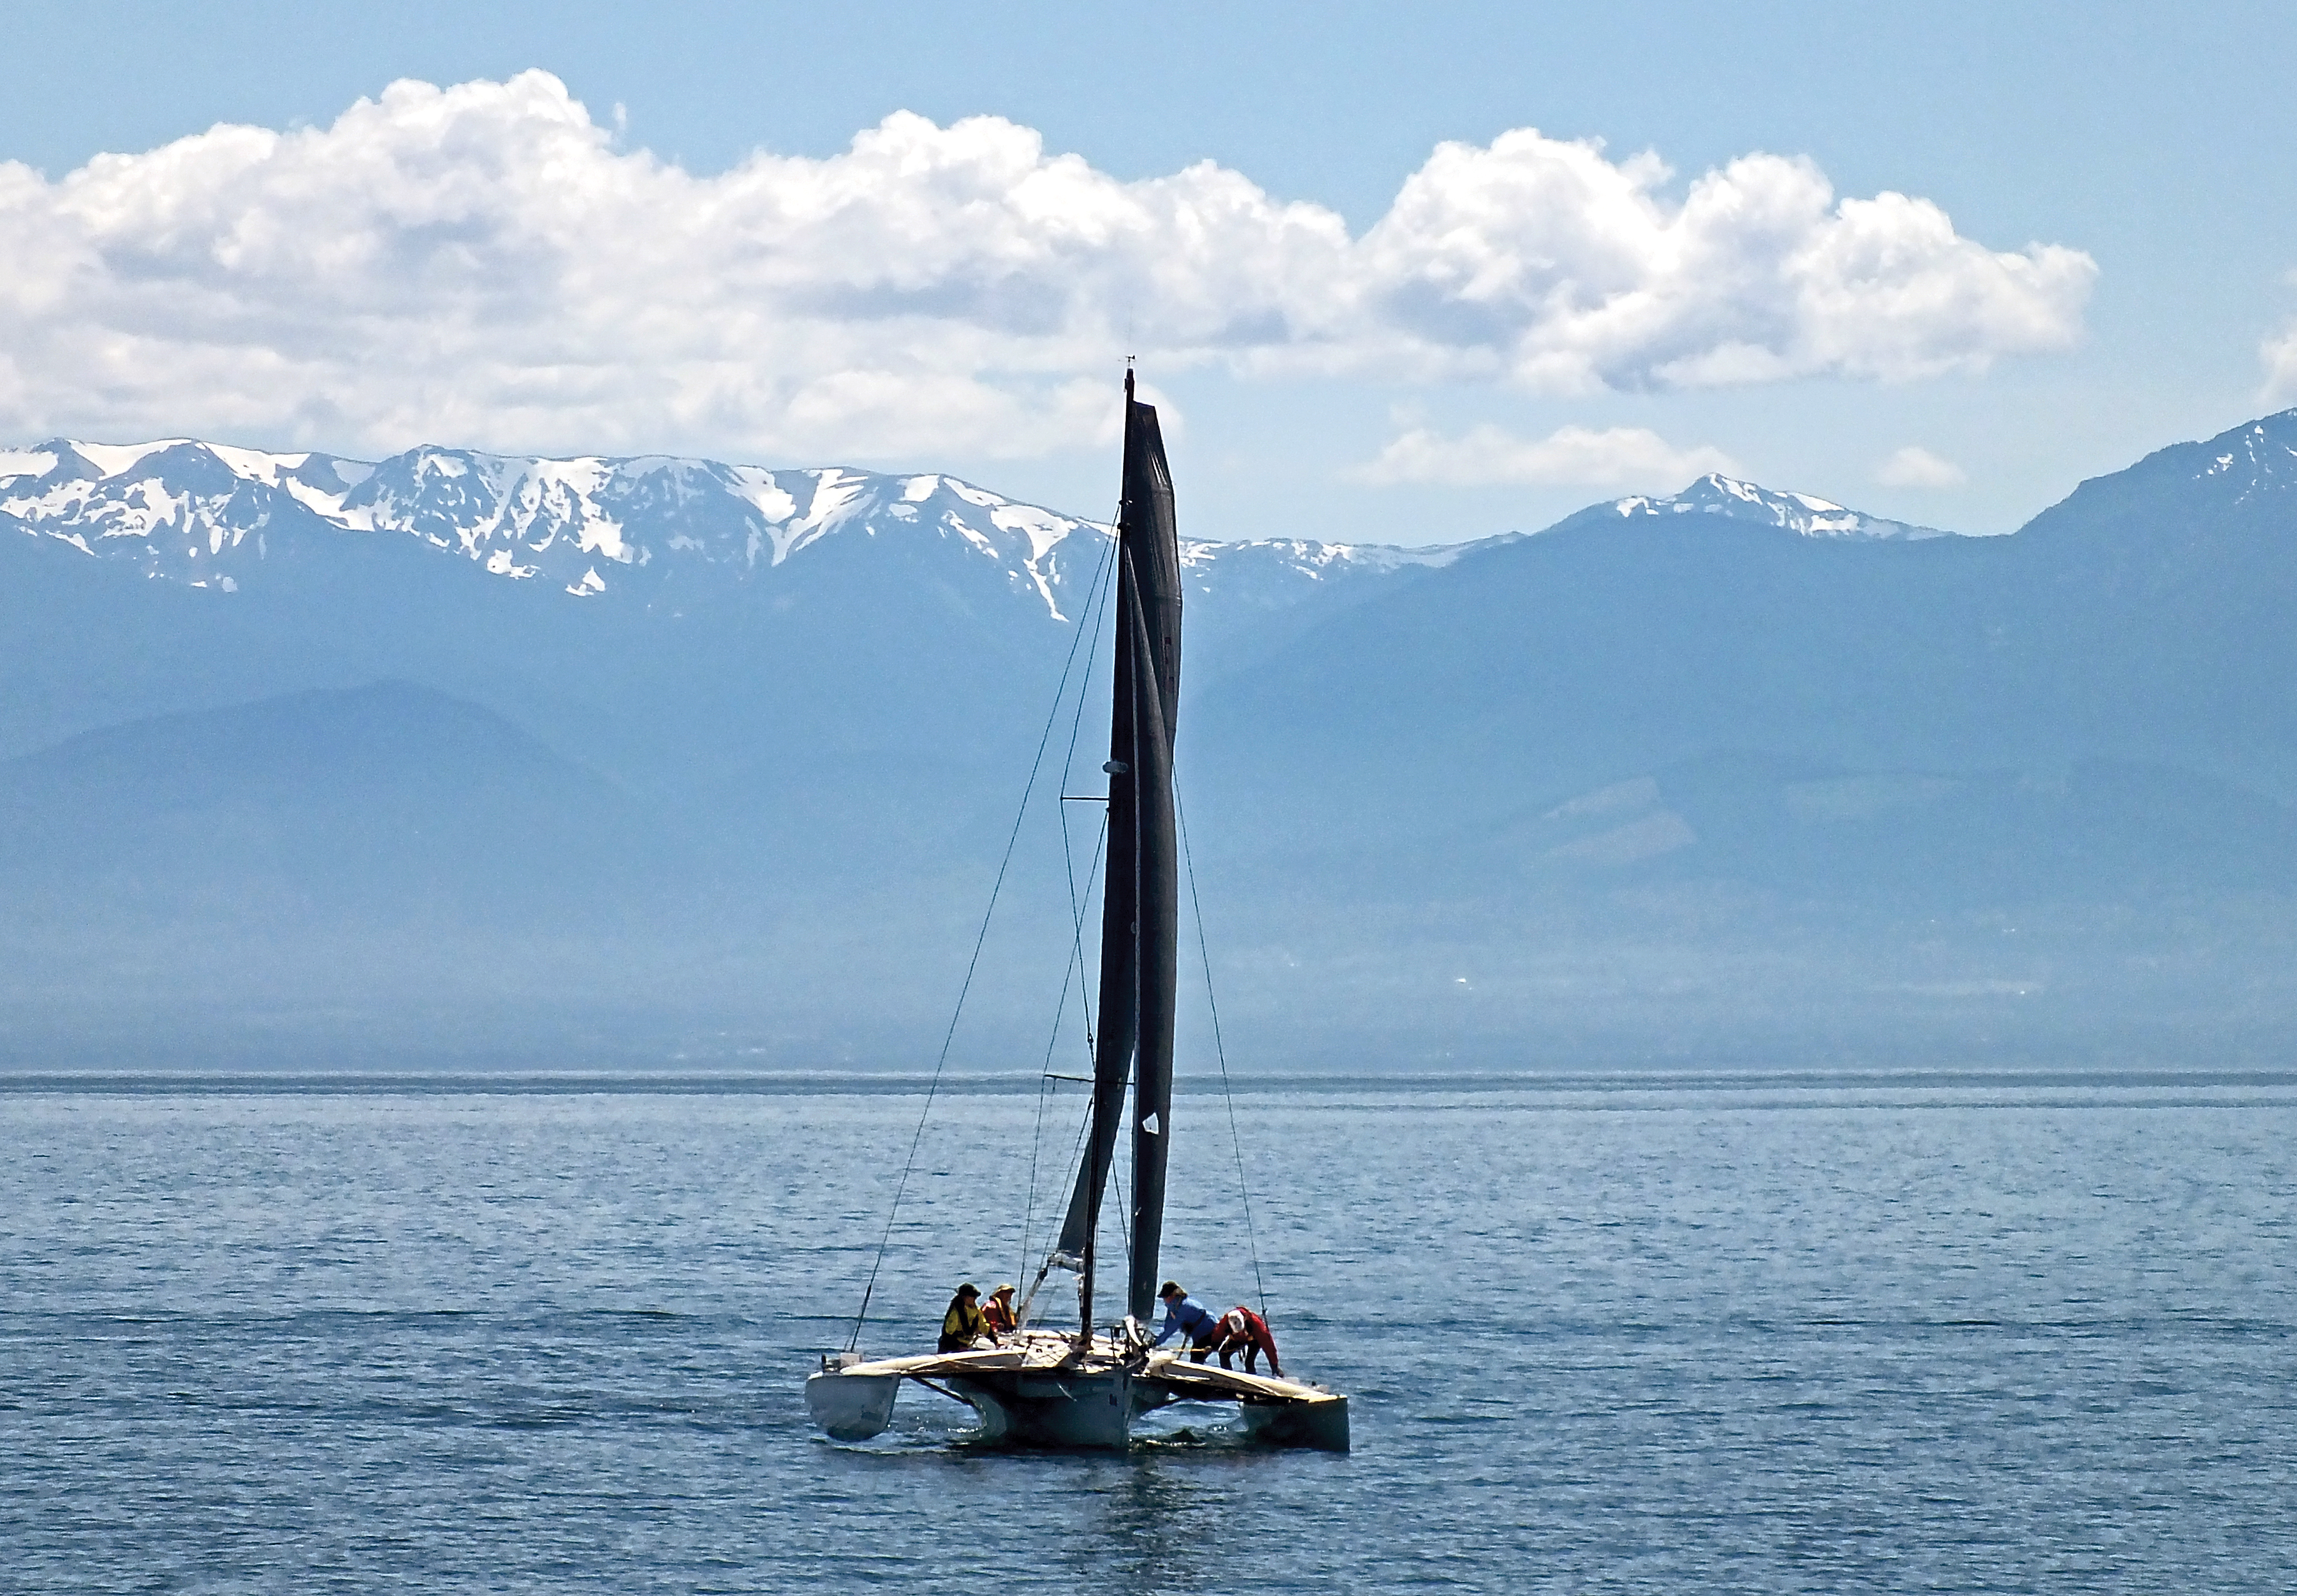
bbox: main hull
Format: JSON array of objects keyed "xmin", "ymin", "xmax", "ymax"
[{"xmin": 948, "ymin": 1367, "xmax": 1136, "ymax": 1449}]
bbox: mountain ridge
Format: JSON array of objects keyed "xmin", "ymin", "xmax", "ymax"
[
  {"xmin": 0, "ymin": 436, "xmax": 1493, "ymax": 616},
  {"xmin": 2, "ymin": 435, "xmax": 1966, "ymax": 613},
  {"xmin": 8, "ymin": 410, "xmax": 2297, "ymax": 1067}
]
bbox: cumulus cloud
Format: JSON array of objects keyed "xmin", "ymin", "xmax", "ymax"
[
  {"xmin": 1874, "ymin": 445, "xmax": 1968, "ymax": 488},
  {"xmin": 1354, "ymin": 423, "xmax": 1738, "ymax": 489},
  {"xmin": 0, "ymin": 72, "xmax": 2098, "ymax": 460}
]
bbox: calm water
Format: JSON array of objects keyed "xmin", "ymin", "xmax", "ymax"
[{"xmin": 4, "ymin": 1074, "xmax": 2294, "ymax": 1593}]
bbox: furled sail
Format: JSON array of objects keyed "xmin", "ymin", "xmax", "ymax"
[{"xmin": 1050, "ymin": 370, "xmax": 1184, "ymax": 1330}]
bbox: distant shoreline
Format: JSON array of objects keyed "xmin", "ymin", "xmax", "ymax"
[{"xmin": 9, "ymin": 1066, "xmax": 2297, "ymax": 1102}]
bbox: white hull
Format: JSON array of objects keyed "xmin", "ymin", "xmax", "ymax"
[
  {"xmin": 950, "ymin": 1367, "xmax": 1136, "ymax": 1449},
  {"xmin": 806, "ymin": 1332, "xmax": 1347, "ymax": 1451},
  {"xmin": 804, "ymin": 1366, "xmax": 900, "ymax": 1440}
]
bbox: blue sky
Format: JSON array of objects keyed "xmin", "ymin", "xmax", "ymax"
[{"xmin": 5, "ymin": 0, "xmax": 2294, "ymax": 544}]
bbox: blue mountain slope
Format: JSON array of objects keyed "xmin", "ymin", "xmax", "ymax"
[
  {"xmin": 3, "ymin": 417, "xmax": 2295, "ymax": 1066},
  {"xmin": 1197, "ymin": 410, "xmax": 2297, "ymax": 850},
  {"xmin": 0, "ymin": 681, "xmax": 658, "ymax": 923}
]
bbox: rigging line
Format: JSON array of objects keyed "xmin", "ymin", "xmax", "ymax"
[
  {"xmin": 1069, "ymin": 813, "xmax": 1109, "ymax": 1062},
  {"xmin": 1018, "ymin": 972, "xmax": 1069, "ymax": 1284},
  {"xmin": 1016, "ymin": 1089, "xmax": 1098, "ymax": 1332},
  {"xmin": 1025, "ymin": 814, "xmax": 1108, "ymax": 1296},
  {"xmin": 1056, "ymin": 527, "xmax": 1122, "ymax": 1056},
  {"xmin": 1175, "ymin": 777, "xmax": 1270, "ymax": 1322},
  {"xmin": 1013, "ymin": 791, "xmax": 1096, "ymax": 1284},
  {"xmin": 1027, "ymin": 525, "xmax": 1121, "ymax": 1287},
  {"xmin": 1116, "ymin": 1078, "xmax": 1135, "ymax": 1258},
  {"xmin": 842, "ymin": 514, "xmax": 1125, "ymax": 1353}
]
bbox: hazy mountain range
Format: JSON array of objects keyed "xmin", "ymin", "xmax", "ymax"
[{"xmin": 4, "ymin": 412, "xmax": 2294, "ymax": 1070}]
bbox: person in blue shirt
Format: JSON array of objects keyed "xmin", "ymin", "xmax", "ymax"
[{"xmin": 1150, "ymin": 1281, "xmax": 1221, "ymax": 1362}]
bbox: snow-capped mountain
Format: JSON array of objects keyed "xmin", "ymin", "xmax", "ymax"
[
  {"xmin": 1607, "ymin": 472, "xmax": 1955, "ymax": 540},
  {"xmin": 0, "ymin": 438, "xmax": 1482, "ymax": 620},
  {"xmin": 0, "ymin": 438, "xmax": 1112, "ymax": 611},
  {"xmin": 1, "ymin": 439, "xmax": 1966, "ymax": 636},
  {"xmin": 8, "ymin": 411, "xmax": 2297, "ymax": 1070},
  {"xmin": 2188, "ymin": 409, "xmax": 2297, "ymax": 499}
]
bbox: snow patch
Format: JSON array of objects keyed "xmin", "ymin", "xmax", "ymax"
[
  {"xmin": 768, "ymin": 469, "xmax": 869, "ymax": 563},
  {"xmin": 74, "ymin": 440, "xmax": 185, "ymax": 477},
  {"xmin": 1609, "ymin": 472, "xmax": 1951, "ymax": 540},
  {"xmin": 726, "ymin": 466, "xmax": 798, "ymax": 524},
  {"xmin": 207, "ymin": 443, "xmax": 309, "ymax": 484},
  {"xmin": 988, "ymin": 502, "xmax": 1076, "ymax": 563},
  {"xmin": 283, "ymin": 477, "xmax": 359, "ymax": 524}
]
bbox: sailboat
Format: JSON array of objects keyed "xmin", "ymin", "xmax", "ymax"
[{"xmin": 804, "ymin": 371, "xmax": 1349, "ymax": 1452}]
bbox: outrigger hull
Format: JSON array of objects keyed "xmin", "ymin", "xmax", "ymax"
[
  {"xmin": 806, "ymin": 1334, "xmax": 1348, "ymax": 1452},
  {"xmin": 804, "ymin": 1365, "xmax": 900, "ymax": 1440}
]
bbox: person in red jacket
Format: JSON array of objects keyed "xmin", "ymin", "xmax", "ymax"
[
  {"xmin": 1212, "ymin": 1305, "xmax": 1281, "ymax": 1378},
  {"xmin": 981, "ymin": 1283, "xmax": 1018, "ymax": 1337}
]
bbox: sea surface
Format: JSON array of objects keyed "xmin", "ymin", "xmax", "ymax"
[{"xmin": 4, "ymin": 1072, "xmax": 2294, "ymax": 1593}]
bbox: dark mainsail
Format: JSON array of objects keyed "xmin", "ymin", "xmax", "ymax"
[{"xmin": 1052, "ymin": 370, "xmax": 1184, "ymax": 1331}]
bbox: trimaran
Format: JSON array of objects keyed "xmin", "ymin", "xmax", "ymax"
[{"xmin": 805, "ymin": 371, "xmax": 1350, "ymax": 1451}]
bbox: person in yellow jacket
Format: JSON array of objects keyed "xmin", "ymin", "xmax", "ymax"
[{"xmin": 938, "ymin": 1282, "xmax": 994, "ymax": 1352}]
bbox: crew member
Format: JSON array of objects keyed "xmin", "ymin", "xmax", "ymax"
[
  {"xmin": 1212, "ymin": 1304, "xmax": 1282, "ymax": 1378},
  {"xmin": 982, "ymin": 1283, "xmax": 1019, "ymax": 1337},
  {"xmin": 1150, "ymin": 1281, "xmax": 1221, "ymax": 1362},
  {"xmin": 939, "ymin": 1282, "xmax": 992, "ymax": 1352}
]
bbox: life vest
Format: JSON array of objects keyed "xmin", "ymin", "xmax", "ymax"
[
  {"xmin": 942, "ymin": 1295, "xmax": 987, "ymax": 1343},
  {"xmin": 1221, "ymin": 1307, "xmax": 1271, "ymax": 1345},
  {"xmin": 982, "ymin": 1296, "xmax": 1017, "ymax": 1334}
]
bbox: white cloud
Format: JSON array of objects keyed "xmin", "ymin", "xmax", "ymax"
[
  {"xmin": 1351, "ymin": 134, "xmax": 2094, "ymax": 393},
  {"xmin": 1874, "ymin": 444, "xmax": 1968, "ymax": 488},
  {"xmin": 0, "ymin": 72, "xmax": 2098, "ymax": 461},
  {"xmin": 1354, "ymin": 422, "xmax": 1738, "ymax": 489}
]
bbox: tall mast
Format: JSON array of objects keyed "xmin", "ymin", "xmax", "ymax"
[
  {"xmin": 1121, "ymin": 376, "xmax": 1182, "ymax": 1327},
  {"xmin": 1048, "ymin": 368, "xmax": 1184, "ymax": 1334}
]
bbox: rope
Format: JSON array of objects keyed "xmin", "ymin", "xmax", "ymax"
[
  {"xmin": 1020, "ymin": 808, "xmax": 1112, "ymax": 1274},
  {"xmin": 1019, "ymin": 522, "xmax": 1122, "ymax": 1310},
  {"xmin": 1016, "ymin": 805, "xmax": 1106, "ymax": 1284},
  {"xmin": 1016, "ymin": 1073, "xmax": 1097, "ymax": 1331},
  {"xmin": 1056, "ymin": 534, "xmax": 1121, "ymax": 1058},
  {"xmin": 1022, "ymin": 519, "xmax": 1120, "ymax": 1292},
  {"xmin": 1018, "ymin": 976, "xmax": 1067, "ymax": 1282},
  {"xmin": 843, "ymin": 512, "xmax": 1124, "ymax": 1352},
  {"xmin": 1176, "ymin": 780, "xmax": 1269, "ymax": 1321}
]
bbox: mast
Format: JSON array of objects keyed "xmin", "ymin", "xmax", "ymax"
[
  {"xmin": 1121, "ymin": 380, "xmax": 1182, "ymax": 1327},
  {"xmin": 1049, "ymin": 368, "xmax": 1183, "ymax": 1334}
]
